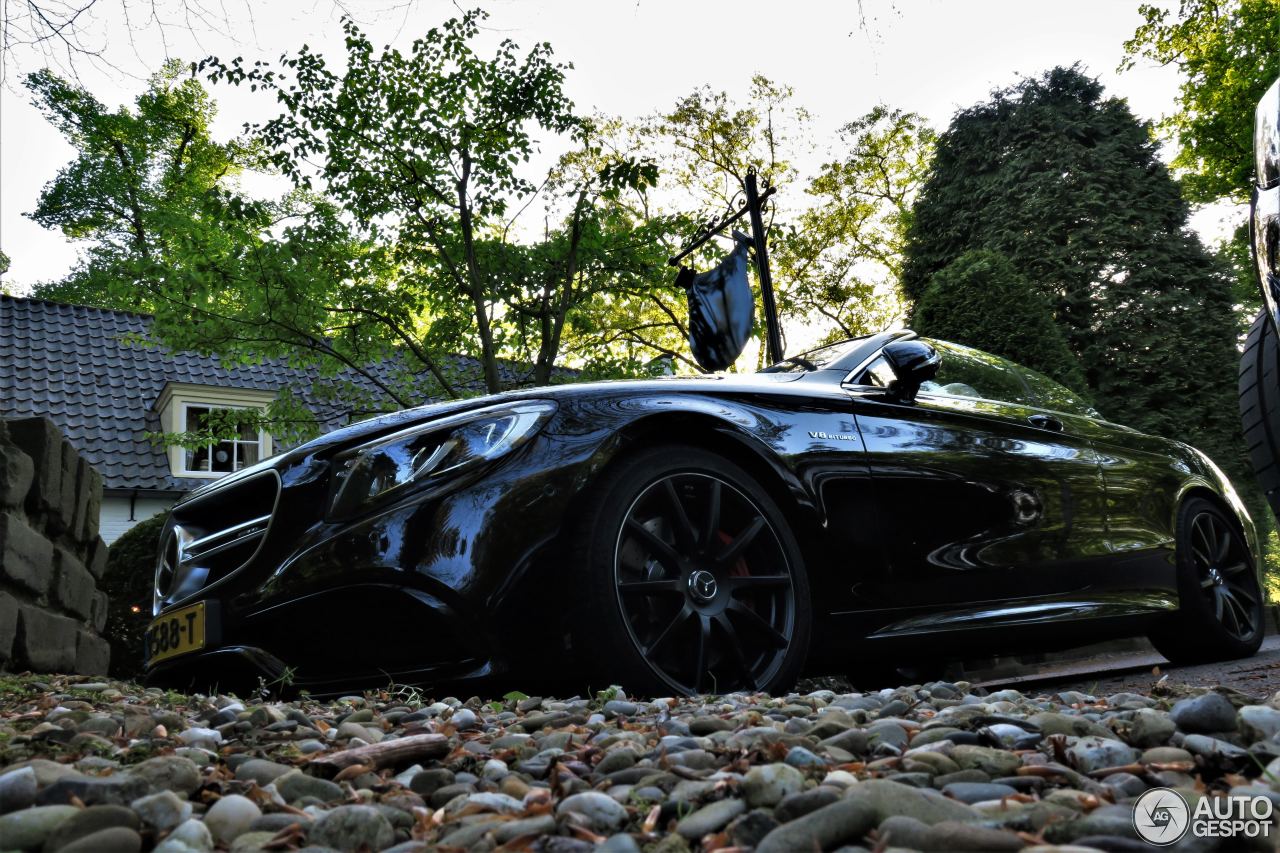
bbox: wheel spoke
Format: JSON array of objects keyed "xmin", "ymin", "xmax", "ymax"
[
  {"xmin": 1201, "ymin": 575, "xmax": 1216, "ymax": 589},
  {"xmin": 642, "ymin": 604, "xmax": 692, "ymax": 657},
  {"xmin": 1223, "ymin": 561, "xmax": 1251, "ymax": 576},
  {"xmin": 618, "ymin": 578, "xmax": 682, "ymax": 595},
  {"xmin": 1225, "ymin": 591, "xmax": 1253, "ymax": 636},
  {"xmin": 726, "ymin": 574, "xmax": 791, "ymax": 592},
  {"xmin": 662, "ymin": 479, "xmax": 698, "ymax": 549},
  {"xmin": 1227, "ymin": 581, "xmax": 1258, "ymax": 606},
  {"xmin": 625, "ymin": 519, "xmax": 682, "ymax": 570},
  {"xmin": 1214, "ymin": 521, "xmax": 1231, "ymax": 563},
  {"xmin": 1214, "ymin": 587, "xmax": 1225, "ymax": 623},
  {"xmin": 728, "ymin": 600, "xmax": 789, "ymax": 648},
  {"xmin": 699, "ymin": 480, "xmax": 722, "ymax": 552},
  {"xmin": 713, "ymin": 613, "xmax": 757, "ymax": 689},
  {"xmin": 1222, "ymin": 590, "xmax": 1244, "ymax": 636},
  {"xmin": 1191, "ymin": 518, "xmax": 1214, "ymax": 566},
  {"xmin": 716, "ymin": 517, "xmax": 765, "ymax": 567},
  {"xmin": 691, "ymin": 615, "xmax": 710, "ymax": 693}
]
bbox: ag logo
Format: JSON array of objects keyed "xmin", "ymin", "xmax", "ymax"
[{"xmin": 1133, "ymin": 787, "xmax": 1190, "ymax": 845}]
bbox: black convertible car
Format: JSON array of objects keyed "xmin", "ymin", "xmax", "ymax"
[{"xmin": 146, "ymin": 331, "xmax": 1264, "ymax": 696}]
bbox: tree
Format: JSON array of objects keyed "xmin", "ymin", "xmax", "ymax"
[
  {"xmin": 902, "ymin": 66, "xmax": 1246, "ymax": 478},
  {"xmin": 204, "ymin": 10, "xmax": 592, "ymax": 395},
  {"xmin": 1122, "ymin": 0, "xmax": 1280, "ymax": 330},
  {"xmin": 1122, "ymin": 0, "xmax": 1280, "ymax": 206},
  {"xmin": 26, "ymin": 60, "xmax": 255, "ymax": 311},
  {"xmin": 573, "ymin": 80, "xmax": 927, "ymax": 368},
  {"xmin": 913, "ymin": 249, "xmax": 1088, "ymax": 392},
  {"xmin": 775, "ymin": 106, "xmax": 933, "ymax": 343}
]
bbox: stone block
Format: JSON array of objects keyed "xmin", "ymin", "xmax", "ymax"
[
  {"xmin": 0, "ymin": 442, "xmax": 34, "ymax": 509},
  {"xmin": 86, "ymin": 536, "xmax": 108, "ymax": 580},
  {"xmin": 0, "ymin": 512, "xmax": 54, "ymax": 596},
  {"xmin": 6, "ymin": 418, "xmax": 62, "ymax": 520},
  {"xmin": 80, "ymin": 466, "xmax": 102, "ymax": 545},
  {"xmin": 74, "ymin": 630, "xmax": 110, "ymax": 676},
  {"xmin": 52, "ymin": 547, "xmax": 94, "ymax": 620},
  {"xmin": 50, "ymin": 439, "xmax": 77, "ymax": 538},
  {"xmin": 0, "ymin": 592, "xmax": 17, "ymax": 666},
  {"xmin": 70, "ymin": 456, "xmax": 92, "ymax": 546},
  {"xmin": 89, "ymin": 590, "xmax": 109, "ymax": 634},
  {"xmin": 15, "ymin": 605, "xmax": 77, "ymax": 672}
]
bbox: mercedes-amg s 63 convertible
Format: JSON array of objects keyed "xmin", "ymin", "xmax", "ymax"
[{"xmin": 146, "ymin": 331, "xmax": 1264, "ymax": 696}]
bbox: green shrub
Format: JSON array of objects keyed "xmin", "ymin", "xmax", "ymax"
[
  {"xmin": 100, "ymin": 512, "xmax": 167, "ymax": 678},
  {"xmin": 914, "ymin": 249, "xmax": 1089, "ymax": 394}
]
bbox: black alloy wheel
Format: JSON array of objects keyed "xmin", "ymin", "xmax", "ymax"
[
  {"xmin": 569, "ymin": 445, "xmax": 810, "ymax": 696},
  {"xmin": 1186, "ymin": 510, "xmax": 1259, "ymax": 641},
  {"xmin": 1149, "ymin": 497, "xmax": 1265, "ymax": 664}
]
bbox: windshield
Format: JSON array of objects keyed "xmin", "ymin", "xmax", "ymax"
[{"xmin": 759, "ymin": 338, "xmax": 864, "ymax": 373}]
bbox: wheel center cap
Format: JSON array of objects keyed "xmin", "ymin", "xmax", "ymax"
[
  {"xmin": 1209, "ymin": 568, "xmax": 1224, "ymax": 586},
  {"xmin": 687, "ymin": 570, "xmax": 718, "ymax": 602}
]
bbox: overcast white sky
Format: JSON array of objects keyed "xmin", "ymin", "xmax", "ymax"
[{"xmin": 0, "ymin": 0, "xmax": 1221, "ymax": 290}]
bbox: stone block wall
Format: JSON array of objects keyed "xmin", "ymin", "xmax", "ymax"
[{"xmin": 0, "ymin": 417, "xmax": 110, "ymax": 674}]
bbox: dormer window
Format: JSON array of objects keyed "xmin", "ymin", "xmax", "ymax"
[
  {"xmin": 154, "ymin": 383, "xmax": 276, "ymax": 480},
  {"xmin": 181, "ymin": 405, "xmax": 265, "ymax": 475}
]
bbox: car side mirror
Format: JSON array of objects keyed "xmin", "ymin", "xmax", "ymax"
[{"xmin": 881, "ymin": 339, "xmax": 941, "ymax": 403}]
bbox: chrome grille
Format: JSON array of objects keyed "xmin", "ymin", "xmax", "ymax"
[{"xmin": 155, "ymin": 471, "xmax": 280, "ymax": 613}]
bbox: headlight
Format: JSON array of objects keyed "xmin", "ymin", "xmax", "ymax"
[{"xmin": 327, "ymin": 401, "xmax": 556, "ymax": 520}]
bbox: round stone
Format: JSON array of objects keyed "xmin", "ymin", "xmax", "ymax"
[
  {"xmin": 203, "ymin": 794, "xmax": 261, "ymax": 844},
  {"xmin": 307, "ymin": 804, "xmax": 396, "ymax": 852}
]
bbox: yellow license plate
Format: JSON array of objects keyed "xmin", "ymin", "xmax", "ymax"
[{"xmin": 146, "ymin": 602, "xmax": 206, "ymax": 665}]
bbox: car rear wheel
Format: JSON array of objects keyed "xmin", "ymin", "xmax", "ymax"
[
  {"xmin": 567, "ymin": 444, "xmax": 811, "ymax": 696},
  {"xmin": 1148, "ymin": 497, "xmax": 1264, "ymax": 664},
  {"xmin": 1240, "ymin": 310, "xmax": 1280, "ymax": 522}
]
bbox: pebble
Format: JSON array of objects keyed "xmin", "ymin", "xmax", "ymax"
[
  {"xmin": 203, "ymin": 794, "xmax": 261, "ymax": 844},
  {"xmin": 0, "ymin": 670, "xmax": 1277, "ymax": 852},
  {"xmin": 0, "ymin": 766, "xmax": 36, "ymax": 815},
  {"xmin": 556, "ymin": 790, "xmax": 629, "ymax": 831},
  {"xmin": 152, "ymin": 817, "xmax": 214, "ymax": 853},
  {"xmin": 1170, "ymin": 691, "xmax": 1238, "ymax": 733},
  {"xmin": 307, "ymin": 804, "xmax": 396, "ymax": 852},
  {"xmin": 742, "ymin": 762, "xmax": 805, "ymax": 807},
  {"xmin": 130, "ymin": 789, "xmax": 192, "ymax": 831},
  {"xmin": 676, "ymin": 797, "xmax": 746, "ymax": 838},
  {"xmin": 0, "ymin": 804, "xmax": 80, "ymax": 849}
]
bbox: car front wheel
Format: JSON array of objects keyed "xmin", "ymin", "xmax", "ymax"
[{"xmin": 568, "ymin": 444, "xmax": 811, "ymax": 696}]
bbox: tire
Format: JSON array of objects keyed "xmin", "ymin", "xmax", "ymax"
[
  {"xmin": 1239, "ymin": 310, "xmax": 1280, "ymax": 523},
  {"xmin": 566, "ymin": 444, "xmax": 811, "ymax": 696},
  {"xmin": 1148, "ymin": 497, "xmax": 1265, "ymax": 664}
]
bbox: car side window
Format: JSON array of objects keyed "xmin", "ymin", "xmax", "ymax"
[
  {"xmin": 921, "ymin": 340, "xmax": 1035, "ymax": 406},
  {"xmin": 1017, "ymin": 366, "xmax": 1101, "ymax": 419},
  {"xmin": 856, "ymin": 339, "xmax": 1034, "ymax": 406}
]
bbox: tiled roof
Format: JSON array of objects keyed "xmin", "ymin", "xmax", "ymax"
[{"xmin": 0, "ymin": 295, "xmax": 545, "ymax": 492}]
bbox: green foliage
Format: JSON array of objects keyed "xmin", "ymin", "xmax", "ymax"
[
  {"xmin": 1122, "ymin": 0, "xmax": 1280, "ymax": 206},
  {"xmin": 26, "ymin": 60, "xmax": 256, "ymax": 312},
  {"xmin": 914, "ymin": 250, "xmax": 1088, "ymax": 392},
  {"xmin": 902, "ymin": 66, "xmax": 1247, "ymax": 484},
  {"xmin": 100, "ymin": 512, "xmax": 167, "ymax": 679}
]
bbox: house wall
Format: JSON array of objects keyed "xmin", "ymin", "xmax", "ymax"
[{"xmin": 100, "ymin": 494, "xmax": 175, "ymax": 545}]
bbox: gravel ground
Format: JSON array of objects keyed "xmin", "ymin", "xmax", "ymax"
[{"xmin": 2, "ymin": 673, "xmax": 1280, "ymax": 851}]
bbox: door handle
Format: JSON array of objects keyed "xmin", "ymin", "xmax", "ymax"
[{"xmin": 1028, "ymin": 414, "xmax": 1064, "ymax": 432}]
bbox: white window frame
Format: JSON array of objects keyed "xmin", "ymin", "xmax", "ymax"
[
  {"xmin": 153, "ymin": 383, "xmax": 277, "ymax": 481},
  {"xmin": 176, "ymin": 403, "xmax": 268, "ymax": 479}
]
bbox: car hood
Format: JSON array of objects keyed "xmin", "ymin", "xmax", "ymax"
[{"xmin": 174, "ymin": 371, "xmax": 806, "ymax": 505}]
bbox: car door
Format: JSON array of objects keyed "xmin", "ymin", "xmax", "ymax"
[
  {"xmin": 844, "ymin": 339, "xmax": 1110, "ymax": 631},
  {"xmin": 1016, "ymin": 364, "xmax": 1185, "ymax": 601}
]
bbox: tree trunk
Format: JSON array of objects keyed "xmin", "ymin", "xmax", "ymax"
[{"xmin": 457, "ymin": 149, "xmax": 504, "ymax": 395}]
